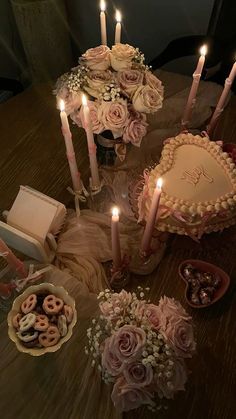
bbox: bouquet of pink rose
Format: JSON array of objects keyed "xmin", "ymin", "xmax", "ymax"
[
  {"xmin": 85, "ymin": 288, "xmax": 196, "ymax": 412},
  {"xmin": 55, "ymin": 44, "xmax": 164, "ymax": 158}
]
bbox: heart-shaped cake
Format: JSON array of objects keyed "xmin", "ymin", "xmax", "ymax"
[{"xmin": 138, "ymin": 133, "xmax": 236, "ymax": 238}]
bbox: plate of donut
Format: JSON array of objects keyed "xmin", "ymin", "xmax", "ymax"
[{"xmin": 7, "ymin": 282, "xmax": 77, "ymax": 356}]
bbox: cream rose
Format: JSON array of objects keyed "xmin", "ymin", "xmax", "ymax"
[
  {"xmin": 110, "ymin": 43, "xmax": 136, "ymax": 71},
  {"xmin": 111, "ymin": 377, "xmax": 154, "ymax": 412},
  {"xmin": 84, "ymin": 70, "xmax": 113, "ymax": 98},
  {"xmin": 145, "ymin": 70, "xmax": 164, "ymax": 96},
  {"xmin": 82, "ymin": 45, "xmax": 110, "ymax": 70},
  {"xmin": 117, "ymin": 69, "xmax": 143, "ymax": 97},
  {"xmin": 99, "ymin": 99, "xmax": 128, "ymax": 135},
  {"xmin": 132, "ymin": 85, "xmax": 163, "ymax": 113}
]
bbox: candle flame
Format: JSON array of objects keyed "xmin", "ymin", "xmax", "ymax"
[
  {"xmin": 112, "ymin": 207, "xmax": 119, "ymax": 217},
  {"xmin": 100, "ymin": 0, "xmax": 106, "ymax": 12},
  {"xmin": 200, "ymin": 45, "xmax": 207, "ymax": 56},
  {"xmin": 156, "ymin": 178, "xmax": 163, "ymax": 189},
  {"xmin": 59, "ymin": 99, "xmax": 65, "ymax": 112},
  {"xmin": 82, "ymin": 94, "xmax": 87, "ymax": 106},
  {"xmin": 116, "ymin": 10, "xmax": 122, "ymax": 22}
]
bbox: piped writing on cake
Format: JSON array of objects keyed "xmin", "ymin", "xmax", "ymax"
[{"xmin": 181, "ymin": 165, "xmax": 213, "ymax": 186}]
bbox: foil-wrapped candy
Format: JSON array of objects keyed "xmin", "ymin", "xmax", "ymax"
[{"xmin": 183, "ymin": 263, "xmax": 221, "ymax": 306}]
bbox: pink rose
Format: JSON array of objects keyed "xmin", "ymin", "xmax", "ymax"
[
  {"xmin": 110, "ymin": 43, "xmax": 136, "ymax": 71},
  {"xmin": 84, "ymin": 70, "xmax": 114, "ymax": 98},
  {"xmin": 156, "ymin": 359, "xmax": 187, "ymax": 399},
  {"xmin": 132, "ymin": 85, "xmax": 163, "ymax": 113},
  {"xmin": 163, "ymin": 319, "xmax": 196, "ymax": 358},
  {"xmin": 70, "ymin": 100, "xmax": 104, "ymax": 134},
  {"xmin": 111, "ymin": 377, "xmax": 154, "ymax": 412},
  {"xmin": 102, "ymin": 337, "xmax": 123, "ymax": 376},
  {"xmin": 123, "ymin": 361, "xmax": 153, "ymax": 387},
  {"xmin": 109, "ymin": 325, "xmax": 146, "ymax": 362},
  {"xmin": 57, "ymin": 90, "xmax": 82, "ymax": 115},
  {"xmin": 123, "ymin": 115, "xmax": 148, "ymax": 146},
  {"xmin": 145, "ymin": 71, "xmax": 164, "ymax": 96},
  {"xmin": 117, "ymin": 69, "xmax": 144, "ymax": 97},
  {"xmin": 82, "ymin": 45, "xmax": 110, "ymax": 70},
  {"xmin": 144, "ymin": 303, "xmax": 163, "ymax": 331},
  {"xmin": 99, "ymin": 290, "xmax": 132, "ymax": 320},
  {"xmin": 99, "ymin": 99, "xmax": 128, "ymax": 136},
  {"xmin": 158, "ymin": 296, "xmax": 192, "ymax": 323}
]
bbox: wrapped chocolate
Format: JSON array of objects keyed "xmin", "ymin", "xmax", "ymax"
[{"xmin": 182, "ymin": 263, "xmax": 222, "ymax": 306}]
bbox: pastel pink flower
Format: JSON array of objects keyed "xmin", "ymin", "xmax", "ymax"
[
  {"xmin": 57, "ymin": 90, "xmax": 82, "ymax": 115},
  {"xmin": 99, "ymin": 290, "xmax": 132, "ymax": 320},
  {"xmin": 144, "ymin": 303, "xmax": 163, "ymax": 331},
  {"xmin": 99, "ymin": 99, "xmax": 128, "ymax": 135},
  {"xmin": 71, "ymin": 100, "xmax": 104, "ymax": 134},
  {"xmin": 82, "ymin": 45, "xmax": 110, "ymax": 70},
  {"xmin": 158, "ymin": 296, "xmax": 192, "ymax": 322},
  {"xmin": 110, "ymin": 43, "xmax": 136, "ymax": 72},
  {"xmin": 144, "ymin": 70, "xmax": 164, "ymax": 96},
  {"xmin": 162, "ymin": 319, "xmax": 196, "ymax": 358},
  {"xmin": 123, "ymin": 361, "xmax": 153, "ymax": 387},
  {"xmin": 117, "ymin": 69, "xmax": 144, "ymax": 97},
  {"xmin": 111, "ymin": 377, "xmax": 154, "ymax": 412},
  {"xmin": 101, "ymin": 337, "xmax": 123, "ymax": 376},
  {"xmin": 123, "ymin": 115, "xmax": 148, "ymax": 146},
  {"xmin": 109, "ymin": 325, "xmax": 146, "ymax": 363}
]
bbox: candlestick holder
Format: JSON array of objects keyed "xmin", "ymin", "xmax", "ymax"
[
  {"xmin": 67, "ymin": 181, "xmax": 89, "ymax": 216},
  {"xmin": 106, "ymin": 255, "xmax": 130, "ymax": 290}
]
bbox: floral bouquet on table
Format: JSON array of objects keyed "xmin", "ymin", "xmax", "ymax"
[
  {"xmin": 85, "ymin": 288, "xmax": 196, "ymax": 412},
  {"xmin": 55, "ymin": 44, "xmax": 164, "ymax": 162}
]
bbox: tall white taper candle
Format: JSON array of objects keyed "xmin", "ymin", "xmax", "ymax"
[
  {"xmin": 111, "ymin": 207, "xmax": 122, "ymax": 269},
  {"xmin": 115, "ymin": 10, "xmax": 122, "ymax": 44},
  {"xmin": 100, "ymin": 0, "xmax": 107, "ymax": 45}
]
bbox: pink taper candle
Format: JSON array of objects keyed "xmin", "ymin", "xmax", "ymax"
[
  {"xmin": 115, "ymin": 10, "xmax": 122, "ymax": 44},
  {"xmin": 100, "ymin": 0, "xmax": 107, "ymax": 45},
  {"xmin": 111, "ymin": 207, "xmax": 122, "ymax": 269},
  {"xmin": 181, "ymin": 45, "xmax": 207, "ymax": 129},
  {"xmin": 0, "ymin": 238, "xmax": 26, "ymax": 278},
  {"xmin": 59, "ymin": 100, "xmax": 82, "ymax": 192},
  {"xmin": 207, "ymin": 60, "xmax": 236, "ymax": 137},
  {"xmin": 82, "ymin": 94, "xmax": 100, "ymax": 189},
  {"xmin": 140, "ymin": 178, "xmax": 162, "ymax": 255}
]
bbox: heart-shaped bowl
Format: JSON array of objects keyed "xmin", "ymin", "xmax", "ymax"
[
  {"xmin": 178, "ymin": 259, "xmax": 230, "ymax": 309},
  {"xmin": 7, "ymin": 282, "xmax": 77, "ymax": 356}
]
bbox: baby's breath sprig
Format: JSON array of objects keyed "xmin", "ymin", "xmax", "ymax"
[{"xmin": 98, "ymin": 83, "xmax": 121, "ymax": 101}]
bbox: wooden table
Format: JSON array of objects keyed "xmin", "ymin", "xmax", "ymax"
[{"xmin": 0, "ymin": 82, "xmax": 236, "ymax": 419}]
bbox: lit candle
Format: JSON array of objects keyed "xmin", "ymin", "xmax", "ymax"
[
  {"xmin": 140, "ymin": 178, "xmax": 162, "ymax": 255},
  {"xmin": 207, "ymin": 59, "xmax": 236, "ymax": 137},
  {"xmin": 0, "ymin": 238, "xmax": 26, "ymax": 278},
  {"xmin": 115, "ymin": 10, "xmax": 122, "ymax": 44},
  {"xmin": 100, "ymin": 0, "xmax": 107, "ymax": 45},
  {"xmin": 59, "ymin": 99, "xmax": 82, "ymax": 192},
  {"xmin": 182, "ymin": 45, "xmax": 207, "ymax": 129},
  {"xmin": 111, "ymin": 207, "xmax": 122, "ymax": 269},
  {"xmin": 82, "ymin": 94, "xmax": 100, "ymax": 189}
]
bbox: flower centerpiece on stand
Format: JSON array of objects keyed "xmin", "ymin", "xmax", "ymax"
[
  {"xmin": 55, "ymin": 44, "xmax": 164, "ymax": 164},
  {"xmin": 85, "ymin": 288, "xmax": 196, "ymax": 412}
]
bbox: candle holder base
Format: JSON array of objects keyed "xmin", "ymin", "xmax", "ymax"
[
  {"xmin": 129, "ymin": 238, "xmax": 167, "ymax": 275},
  {"xmin": 106, "ymin": 255, "xmax": 130, "ymax": 290}
]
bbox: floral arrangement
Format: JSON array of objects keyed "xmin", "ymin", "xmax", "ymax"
[
  {"xmin": 55, "ymin": 44, "xmax": 164, "ymax": 156},
  {"xmin": 85, "ymin": 288, "xmax": 196, "ymax": 412}
]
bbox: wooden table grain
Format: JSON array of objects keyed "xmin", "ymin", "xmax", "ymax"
[{"xmin": 0, "ymin": 83, "xmax": 236, "ymax": 419}]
